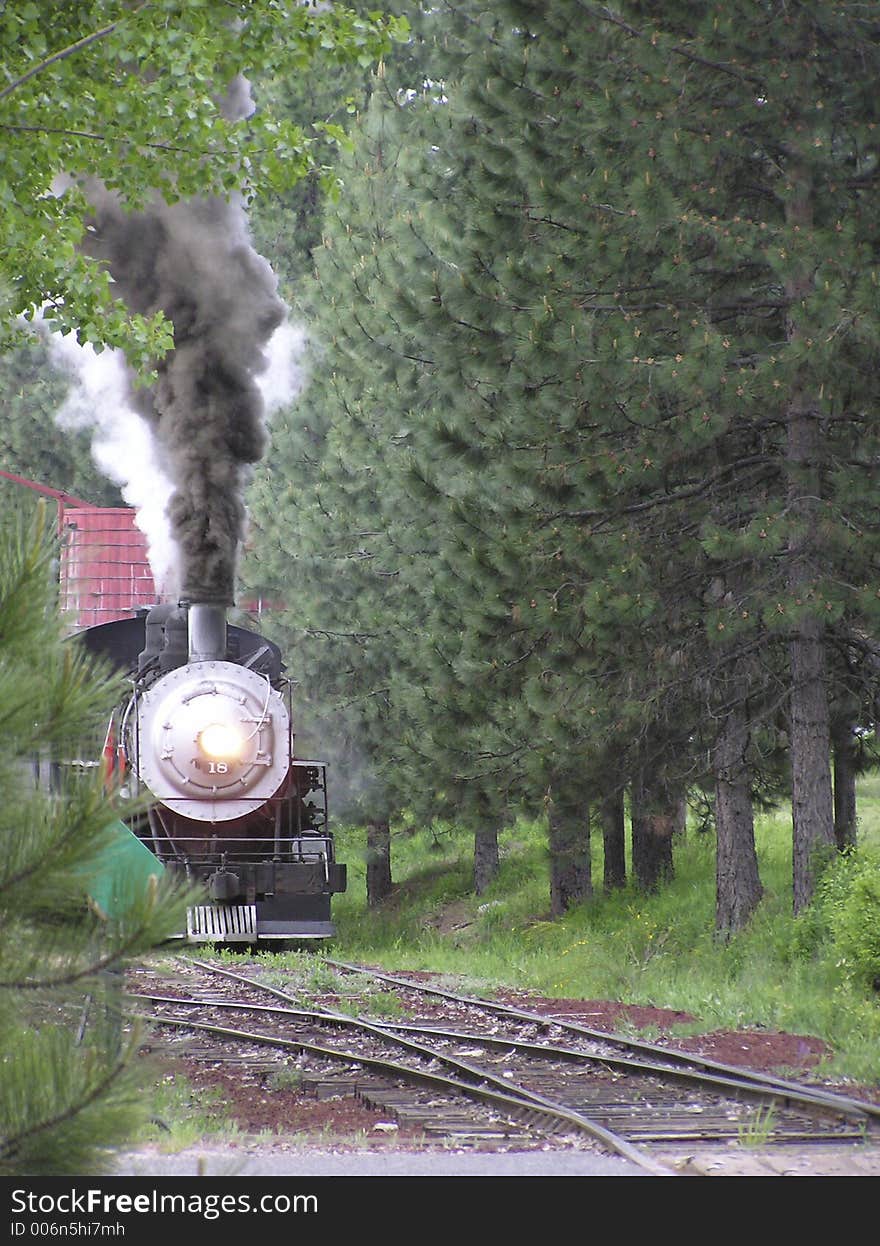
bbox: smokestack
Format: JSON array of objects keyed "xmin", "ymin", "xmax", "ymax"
[{"xmin": 187, "ymin": 602, "xmax": 228, "ymax": 663}]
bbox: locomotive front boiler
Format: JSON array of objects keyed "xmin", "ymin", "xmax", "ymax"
[
  {"xmin": 91, "ymin": 599, "xmax": 347, "ymax": 945},
  {"xmin": 133, "ymin": 610, "xmax": 292, "ymax": 829}
]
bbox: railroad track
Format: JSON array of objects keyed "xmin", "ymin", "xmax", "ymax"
[{"xmin": 127, "ymin": 957, "xmax": 880, "ymax": 1176}]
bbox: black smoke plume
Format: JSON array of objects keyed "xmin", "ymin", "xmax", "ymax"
[{"xmin": 79, "ymin": 108, "xmax": 284, "ymax": 604}]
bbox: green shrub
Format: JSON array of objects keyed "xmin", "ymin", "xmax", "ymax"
[
  {"xmin": 800, "ymin": 847, "xmax": 880, "ymax": 990},
  {"xmin": 794, "ymin": 852, "xmax": 852, "ymax": 957},
  {"xmin": 827, "ymin": 852, "xmax": 880, "ymax": 990}
]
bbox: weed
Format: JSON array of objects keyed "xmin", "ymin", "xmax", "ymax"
[
  {"xmin": 356, "ymin": 990, "xmax": 407, "ymax": 1020},
  {"xmin": 136, "ymin": 1074, "xmax": 244, "ymax": 1153},
  {"xmin": 268, "ymin": 1064, "xmax": 303, "ymax": 1092},
  {"xmin": 737, "ymin": 1105, "xmax": 777, "ymax": 1148}
]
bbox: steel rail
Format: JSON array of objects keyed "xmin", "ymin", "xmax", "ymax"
[
  {"xmin": 133, "ymin": 983, "xmax": 873, "ymax": 1128},
  {"xmin": 156, "ymin": 958, "xmax": 871, "ymax": 1149},
  {"xmin": 158, "ymin": 959, "xmax": 675, "ymax": 1170},
  {"xmin": 132, "ymin": 1001, "xmax": 671, "ymax": 1175},
  {"xmin": 323, "ymin": 957, "xmax": 880, "ymax": 1123}
]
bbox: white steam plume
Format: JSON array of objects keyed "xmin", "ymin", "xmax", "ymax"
[{"xmin": 49, "ymin": 334, "xmax": 181, "ymax": 598}]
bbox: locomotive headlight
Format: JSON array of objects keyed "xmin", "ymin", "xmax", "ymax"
[
  {"xmin": 198, "ymin": 722, "xmax": 245, "ymax": 761},
  {"xmin": 136, "ymin": 660, "xmax": 289, "ymax": 819}
]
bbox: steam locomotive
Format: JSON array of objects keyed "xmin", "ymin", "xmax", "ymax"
[{"xmin": 78, "ymin": 600, "xmax": 347, "ymax": 944}]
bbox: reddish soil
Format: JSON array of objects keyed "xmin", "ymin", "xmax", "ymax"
[
  {"xmin": 144, "ymin": 991, "xmax": 874, "ymax": 1146},
  {"xmin": 491, "ymin": 992, "xmax": 833, "ymax": 1073},
  {"xmin": 150, "ymin": 1058, "xmax": 404, "ymax": 1141}
]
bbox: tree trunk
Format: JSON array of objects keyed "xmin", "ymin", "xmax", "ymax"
[
  {"xmin": 785, "ymin": 157, "xmax": 835, "ymax": 913},
  {"xmin": 832, "ymin": 718, "xmax": 858, "ymax": 851},
  {"xmin": 547, "ymin": 784, "xmax": 591, "ymax": 916},
  {"xmin": 365, "ymin": 819, "xmax": 392, "ymax": 907},
  {"xmin": 789, "ymin": 619, "xmax": 835, "ymax": 910},
  {"xmin": 600, "ymin": 787, "xmax": 626, "ymax": 892},
  {"xmin": 631, "ymin": 764, "xmax": 675, "ymax": 892},
  {"xmin": 672, "ymin": 792, "xmax": 688, "ymax": 838},
  {"xmin": 714, "ymin": 699, "xmax": 762, "ymax": 936},
  {"xmin": 473, "ymin": 822, "xmax": 499, "ymax": 895}
]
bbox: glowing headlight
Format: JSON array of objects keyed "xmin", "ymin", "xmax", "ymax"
[{"xmin": 198, "ymin": 722, "xmax": 244, "ymax": 760}]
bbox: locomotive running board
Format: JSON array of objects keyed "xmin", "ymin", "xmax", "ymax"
[{"xmin": 186, "ymin": 904, "xmax": 257, "ymax": 943}]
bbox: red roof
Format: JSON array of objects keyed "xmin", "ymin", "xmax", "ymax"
[
  {"xmin": 59, "ymin": 507, "xmax": 158, "ymax": 630},
  {"xmin": 1, "ymin": 473, "xmax": 161, "ymax": 629}
]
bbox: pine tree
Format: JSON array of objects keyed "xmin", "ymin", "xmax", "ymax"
[
  {"xmin": 385, "ymin": 0, "xmax": 880, "ymax": 920},
  {"xmin": 244, "ymin": 0, "xmax": 880, "ymax": 928},
  {"xmin": 242, "ymin": 7, "xmax": 510, "ymax": 895},
  {"xmin": 243, "ymin": 81, "xmax": 439, "ymax": 894},
  {"xmin": 0, "ymin": 507, "xmax": 189, "ymax": 1175}
]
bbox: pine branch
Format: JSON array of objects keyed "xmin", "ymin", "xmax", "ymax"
[
  {"xmin": 575, "ymin": 1, "xmax": 765, "ymax": 86},
  {"xmin": 0, "ymin": 880, "xmax": 167, "ymax": 991},
  {"xmin": 539, "ymin": 455, "xmax": 773, "ymax": 524},
  {"xmin": 0, "ymin": 1042, "xmax": 134, "ymax": 1165}
]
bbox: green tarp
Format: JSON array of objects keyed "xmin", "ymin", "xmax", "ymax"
[{"xmin": 86, "ymin": 819, "xmax": 165, "ymax": 920}]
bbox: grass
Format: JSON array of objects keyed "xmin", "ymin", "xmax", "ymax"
[
  {"xmin": 135, "ymin": 1067, "xmax": 250, "ymax": 1152},
  {"xmin": 310, "ymin": 782, "xmax": 880, "ymax": 1085}
]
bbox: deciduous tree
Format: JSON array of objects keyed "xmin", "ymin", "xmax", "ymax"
[{"xmin": 0, "ymin": 0, "xmax": 406, "ymax": 371}]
